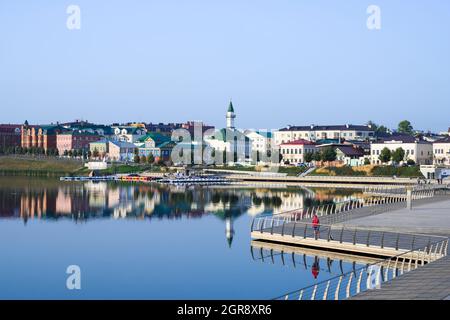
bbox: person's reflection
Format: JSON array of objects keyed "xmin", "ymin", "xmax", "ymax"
[{"xmin": 312, "ymin": 256, "xmax": 320, "ymax": 279}]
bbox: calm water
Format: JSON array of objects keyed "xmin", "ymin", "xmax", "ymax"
[{"xmin": 0, "ymin": 177, "xmax": 366, "ymax": 299}]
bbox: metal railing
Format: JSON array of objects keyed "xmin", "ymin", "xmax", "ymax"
[
  {"xmin": 271, "ymin": 196, "xmax": 406, "ymax": 223},
  {"xmin": 251, "ymin": 216, "xmax": 446, "ymax": 254},
  {"xmin": 273, "ymin": 236, "xmax": 449, "ymax": 300}
]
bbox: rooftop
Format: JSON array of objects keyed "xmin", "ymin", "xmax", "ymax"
[
  {"xmin": 279, "ymin": 124, "xmax": 373, "ymax": 132},
  {"xmin": 280, "ymin": 139, "xmax": 316, "ymax": 146}
]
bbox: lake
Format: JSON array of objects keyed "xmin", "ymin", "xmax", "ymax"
[{"xmin": 0, "ymin": 176, "xmax": 366, "ymax": 299}]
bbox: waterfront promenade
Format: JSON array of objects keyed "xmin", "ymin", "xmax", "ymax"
[{"xmin": 343, "ymin": 197, "xmax": 450, "ymax": 299}]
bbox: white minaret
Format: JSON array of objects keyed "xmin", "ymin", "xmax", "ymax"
[
  {"xmin": 226, "ymin": 100, "xmax": 236, "ymax": 129},
  {"xmin": 225, "ymin": 216, "xmax": 235, "ymax": 248}
]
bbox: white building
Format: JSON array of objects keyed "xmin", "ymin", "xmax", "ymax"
[
  {"xmin": 433, "ymin": 136, "xmax": 450, "ymax": 166},
  {"xmin": 274, "ymin": 124, "xmax": 375, "ymax": 145},
  {"xmin": 204, "ymin": 101, "xmax": 252, "ymax": 165},
  {"xmin": 112, "ymin": 126, "xmax": 146, "ymax": 143},
  {"xmin": 244, "ymin": 130, "xmax": 273, "ymax": 163},
  {"xmin": 370, "ymin": 135, "xmax": 433, "ymax": 165},
  {"xmin": 279, "ymin": 139, "xmax": 317, "ymax": 165}
]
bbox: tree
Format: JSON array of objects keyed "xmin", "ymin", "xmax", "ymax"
[
  {"xmin": 63, "ymin": 150, "xmax": 69, "ymax": 156},
  {"xmin": 364, "ymin": 158, "xmax": 371, "ymax": 165},
  {"xmin": 93, "ymin": 148, "xmax": 99, "ymax": 158},
  {"xmin": 406, "ymin": 159, "xmax": 416, "ymax": 166},
  {"xmin": 313, "ymin": 152, "xmax": 322, "ymax": 162},
  {"xmin": 398, "ymin": 120, "xmax": 413, "ymax": 135},
  {"xmin": 304, "ymin": 152, "xmax": 314, "ymax": 163},
  {"xmin": 147, "ymin": 153, "xmax": 154, "ymax": 164},
  {"xmin": 134, "ymin": 154, "xmax": 140, "ymax": 163},
  {"xmin": 379, "ymin": 147, "xmax": 391, "ymax": 163},
  {"xmin": 140, "ymin": 155, "xmax": 147, "ymax": 163},
  {"xmin": 391, "ymin": 147, "xmax": 405, "ymax": 164},
  {"xmin": 321, "ymin": 147, "xmax": 337, "ymax": 162}
]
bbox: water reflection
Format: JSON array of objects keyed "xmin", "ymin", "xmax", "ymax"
[
  {"xmin": 0, "ymin": 178, "xmax": 361, "ymax": 222},
  {"xmin": 250, "ymin": 240, "xmax": 386, "ymax": 280}
]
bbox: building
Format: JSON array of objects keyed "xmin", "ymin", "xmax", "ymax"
[
  {"xmin": 279, "ymin": 139, "xmax": 317, "ymax": 165},
  {"xmin": 21, "ymin": 122, "xmax": 66, "ymax": 151},
  {"xmin": 370, "ymin": 135, "xmax": 433, "ymax": 165},
  {"xmin": 433, "ymin": 136, "xmax": 450, "ymax": 166},
  {"xmin": 244, "ymin": 130, "xmax": 273, "ymax": 162},
  {"xmin": 89, "ymin": 139, "xmax": 110, "ymax": 159},
  {"xmin": 61, "ymin": 120, "xmax": 114, "ymax": 137},
  {"xmin": 56, "ymin": 130, "xmax": 102, "ymax": 155},
  {"xmin": 274, "ymin": 124, "xmax": 375, "ymax": 145},
  {"xmin": 108, "ymin": 141, "xmax": 136, "ymax": 162},
  {"xmin": 136, "ymin": 132, "xmax": 176, "ymax": 161},
  {"xmin": 145, "ymin": 122, "xmax": 184, "ymax": 136},
  {"xmin": 112, "ymin": 126, "xmax": 146, "ymax": 143},
  {"xmin": 335, "ymin": 145, "xmax": 365, "ymax": 166},
  {"xmin": 203, "ymin": 101, "xmax": 252, "ymax": 165},
  {"xmin": 0, "ymin": 124, "xmax": 22, "ymax": 149}
]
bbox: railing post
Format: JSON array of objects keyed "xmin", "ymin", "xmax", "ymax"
[
  {"xmin": 304, "ymin": 223, "xmax": 308, "ymax": 239},
  {"xmin": 292, "ymin": 222, "xmax": 296, "ymax": 238},
  {"xmin": 327, "ymin": 227, "xmax": 332, "ymax": 242},
  {"xmin": 339, "ymin": 227, "xmax": 344, "ymax": 243},
  {"xmin": 381, "ymin": 232, "xmax": 385, "ymax": 249},
  {"xmin": 366, "ymin": 230, "xmax": 371, "ymax": 247},
  {"xmin": 353, "ymin": 229, "xmax": 357, "ymax": 245},
  {"xmin": 395, "ymin": 233, "xmax": 400, "ymax": 251},
  {"xmin": 251, "ymin": 218, "xmax": 255, "ymax": 232},
  {"xmin": 270, "ymin": 219, "xmax": 275, "ymax": 235},
  {"xmin": 281, "ymin": 220, "xmax": 286, "ymax": 236}
]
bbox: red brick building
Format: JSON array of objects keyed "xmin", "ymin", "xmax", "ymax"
[
  {"xmin": 0, "ymin": 124, "xmax": 22, "ymax": 149},
  {"xmin": 21, "ymin": 123, "xmax": 65, "ymax": 151},
  {"xmin": 56, "ymin": 131, "xmax": 102, "ymax": 155}
]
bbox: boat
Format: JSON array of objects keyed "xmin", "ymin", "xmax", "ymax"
[{"xmin": 159, "ymin": 174, "xmax": 230, "ymax": 185}]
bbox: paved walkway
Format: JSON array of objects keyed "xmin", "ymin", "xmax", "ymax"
[
  {"xmin": 339, "ymin": 198, "xmax": 450, "ymax": 236},
  {"xmin": 351, "ymin": 255, "xmax": 450, "ymax": 300},
  {"xmin": 346, "ymin": 197, "xmax": 450, "ymax": 300}
]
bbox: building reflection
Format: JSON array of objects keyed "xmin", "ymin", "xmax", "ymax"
[{"xmin": 0, "ymin": 179, "xmax": 363, "ymax": 246}]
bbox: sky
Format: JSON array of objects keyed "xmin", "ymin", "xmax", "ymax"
[{"xmin": 0, "ymin": 0, "xmax": 449, "ymax": 132}]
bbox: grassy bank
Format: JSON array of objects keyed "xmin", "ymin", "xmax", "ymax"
[
  {"xmin": 0, "ymin": 156, "xmax": 85, "ymax": 176},
  {"xmin": 310, "ymin": 165, "xmax": 424, "ymax": 178}
]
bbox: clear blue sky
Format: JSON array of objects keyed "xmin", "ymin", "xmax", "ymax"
[{"xmin": 1, "ymin": 0, "xmax": 449, "ymax": 132}]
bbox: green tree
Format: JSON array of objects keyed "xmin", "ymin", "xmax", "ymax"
[
  {"xmin": 134, "ymin": 154, "xmax": 141, "ymax": 163},
  {"xmin": 321, "ymin": 147, "xmax": 337, "ymax": 162},
  {"xmin": 398, "ymin": 120, "xmax": 413, "ymax": 135},
  {"xmin": 147, "ymin": 153, "xmax": 154, "ymax": 164},
  {"xmin": 313, "ymin": 151, "xmax": 322, "ymax": 162},
  {"xmin": 379, "ymin": 147, "xmax": 392, "ymax": 163},
  {"xmin": 93, "ymin": 148, "xmax": 99, "ymax": 158},
  {"xmin": 304, "ymin": 151, "xmax": 314, "ymax": 163},
  {"xmin": 364, "ymin": 158, "xmax": 371, "ymax": 165},
  {"xmin": 391, "ymin": 147, "xmax": 406, "ymax": 164},
  {"xmin": 140, "ymin": 155, "xmax": 147, "ymax": 163}
]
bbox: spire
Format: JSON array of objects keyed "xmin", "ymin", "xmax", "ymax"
[
  {"xmin": 226, "ymin": 100, "xmax": 236, "ymax": 129},
  {"xmin": 227, "ymin": 100, "xmax": 234, "ymax": 113}
]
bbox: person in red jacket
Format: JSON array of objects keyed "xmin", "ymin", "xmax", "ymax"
[
  {"xmin": 312, "ymin": 256, "xmax": 320, "ymax": 279},
  {"xmin": 312, "ymin": 214, "xmax": 320, "ymax": 239}
]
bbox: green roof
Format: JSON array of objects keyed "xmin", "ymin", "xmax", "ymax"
[
  {"xmin": 138, "ymin": 132, "xmax": 171, "ymax": 146},
  {"xmin": 227, "ymin": 101, "xmax": 234, "ymax": 113}
]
